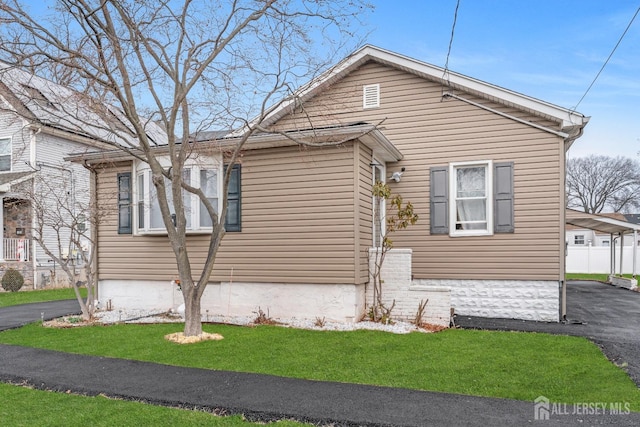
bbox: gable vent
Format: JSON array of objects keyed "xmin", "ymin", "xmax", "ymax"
[{"xmin": 363, "ymin": 84, "xmax": 380, "ymax": 109}]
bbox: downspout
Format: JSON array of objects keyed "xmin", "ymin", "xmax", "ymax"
[
  {"xmin": 83, "ymin": 162, "xmax": 99, "ymax": 301},
  {"xmin": 30, "ymin": 126, "xmax": 41, "ymax": 289}
]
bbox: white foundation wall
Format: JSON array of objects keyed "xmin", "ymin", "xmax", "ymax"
[
  {"xmin": 412, "ymin": 278, "xmax": 560, "ymax": 322},
  {"xmin": 368, "ymin": 248, "xmax": 452, "ymax": 326},
  {"xmin": 98, "ymin": 279, "xmax": 365, "ymax": 322}
]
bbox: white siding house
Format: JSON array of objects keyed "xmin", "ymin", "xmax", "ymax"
[{"xmin": 0, "ymin": 64, "xmax": 112, "ymax": 286}]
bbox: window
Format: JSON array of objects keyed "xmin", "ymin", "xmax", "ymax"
[
  {"xmin": 199, "ymin": 169, "xmax": 218, "ymax": 228},
  {"xmin": 363, "ymin": 84, "xmax": 380, "ymax": 109},
  {"xmin": 430, "ymin": 161, "xmax": 514, "ymax": 236},
  {"xmin": 0, "ymin": 137, "xmax": 11, "ymax": 171},
  {"xmin": 602, "ymin": 240, "xmax": 610, "ymax": 247},
  {"xmin": 225, "ymin": 164, "xmax": 242, "ymax": 232},
  {"xmin": 451, "ymin": 162, "xmax": 491, "ymax": 234},
  {"xmin": 371, "ymin": 162, "xmax": 385, "ymax": 247},
  {"xmin": 117, "ymin": 172, "xmax": 132, "ymax": 234},
  {"xmin": 132, "ymin": 159, "xmax": 241, "ymax": 234},
  {"xmin": 574, "ymin": 235, "xmax": 585, "ymax": 245}
]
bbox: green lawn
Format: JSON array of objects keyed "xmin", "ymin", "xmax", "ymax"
[
  {"xmin": 0, "ymin": 322, "xmax": 638, "ymax": 410},
  {"xmin": 0, "ymin": 382, "xmax": 307, "ymax": 426},
  {"xmin": 0, "ymin": 287, "xmax": 86, "ymax": 308}
]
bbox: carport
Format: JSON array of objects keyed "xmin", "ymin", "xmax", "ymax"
[
  {"xmin": 565, "ymin": 208, "xmax": 640, "ymax": 318},
  {"xmin": 566, "ymin": 208, "xmax": 640, "ymax": 277}
]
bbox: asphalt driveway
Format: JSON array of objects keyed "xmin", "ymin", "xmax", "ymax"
[
  {"xmin": 0, "ymin": 299, "xmax": 80, "ymax": 331},
  {"xmin": 456, "ymin": 280, "xmax": 640, "ymax": 386},
  {"xmin": 0, "ymin": 287, "xmax": 639, "ymax": 426}
]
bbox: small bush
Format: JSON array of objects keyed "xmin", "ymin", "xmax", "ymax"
[
  {"xmin": 252, "ymin": 307, "xmax": 275, "ymax": 325},
  {"xmin": 2, "ymin": 268, "xmax": 25, "ymax": 292}
]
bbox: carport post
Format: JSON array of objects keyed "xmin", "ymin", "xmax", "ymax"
[
  {"xmin": 634, "ymin": 230, "xmax": 638, "ymax": 278},
  {"xmin": 610, "ymin": 233, "xmax": 615, "ymax": 276},
  {"xmin": 620, "ymin": 233, "xmax": 625, "ymax": 277}
]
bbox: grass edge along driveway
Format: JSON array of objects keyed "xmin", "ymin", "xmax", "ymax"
[{"xmin": 0, "ymin": 322, "xmax": 638, "ymax": 411}]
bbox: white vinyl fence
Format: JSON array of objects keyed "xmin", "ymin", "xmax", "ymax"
[{"xmin": 566, "ymin": 245, "xmax": 640, "ymax": 274}]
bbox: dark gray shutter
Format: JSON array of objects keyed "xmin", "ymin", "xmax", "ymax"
[
  {"xmin": 430, "ymin": 166, "xmax": 449, "ymax": 235},
  {"xmin": 225, "ymin": 164, "xmax": 241, "ymax": 232},
  {"xmin": 117, "ymin": 172, "xmax": 132, "ymax": 234},
  {"xmin": 494, "ymin": 162, "xmax": 514, "ymax": 233}
]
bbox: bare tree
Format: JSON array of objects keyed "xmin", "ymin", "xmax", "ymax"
[
  {"xmin": 369, "ymin": 181, "xmax": 417, "ymax": 324},
  {"xmin": 25, "ymin": 165, "xmax": 110, "ymax": 321},
  {"xmin": 566, "ymin": 155, "xmax": 640, "ymax": 214},
  {"xmin": 0, "ymin": 0, "xmax": 370, "ymax": 336}
]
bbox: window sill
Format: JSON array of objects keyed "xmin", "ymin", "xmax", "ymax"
[
  {"xmin": 449, "ymin": 230, "xmax": 493, "ymax": 237},
  {"xmin": 135, "ymin": 228, "xmax": 214, "ymax": 236}
]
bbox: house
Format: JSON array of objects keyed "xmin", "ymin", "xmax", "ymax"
[
  {"xmin": 567, "ymin": 212, "xmax": 633, "ymax": 247},
  {"xmin": 565, "ymin": 209, "xmax": 640, "ymax": 285},
  {"xmin": 0, "ymin": 63, "xmax": 161, "ymax": 287},
  {"xmin": 76, "ymin": 45, "xmax": 589, "ymax": 323}
]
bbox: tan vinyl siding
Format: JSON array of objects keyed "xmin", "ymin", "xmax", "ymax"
[
  {"xmin": 214, "ymin": 144, "xmax": 357, "ymax": 283},
  {"xmin": 96, "ymin": 146, "xmax": 361, "ymax": 284},
  {"xmin": 357, "ymin": 144, "xmax": 374, "ymax": 283},
  {"xmin": 272, "ymin": 60, "xmax": 565, "ymax": 281}
]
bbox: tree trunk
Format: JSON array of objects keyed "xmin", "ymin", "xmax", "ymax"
[{"xmin": 183, "ymin": 289, "xmax": 203, "ymax": 336}]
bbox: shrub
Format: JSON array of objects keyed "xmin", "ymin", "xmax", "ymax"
[{"xmin": 2, "ymin": 268, "xmax": 24, "ymax": 292}]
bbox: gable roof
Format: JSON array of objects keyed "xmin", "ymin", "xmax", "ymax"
[
  {"xmin": 242, "ymin": 45, "xmax": 589, "ymax": 145},
  {"xmin": 0, "ymin": 62, "xmax": 167, "ymax": 148}
]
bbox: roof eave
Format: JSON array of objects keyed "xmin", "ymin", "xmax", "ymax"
[{"xmin": 242, "ymin": 44, "xmax": 590, "ymax": 139}]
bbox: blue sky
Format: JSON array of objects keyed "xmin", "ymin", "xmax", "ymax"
[
  {"xmin": 21, "ymin": 1, "xmax": 639, "ymax": 159},
  {"xmin": 365, "ymin": 1, "xmax": 640, "ymax": 159}
]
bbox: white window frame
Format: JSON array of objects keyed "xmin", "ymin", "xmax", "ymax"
[
  {"xmin": 574, "ymin": 234, "xmax": 585, "ymax": 245},
  {"xmin": 371, "ymin": 161, "xmax": 386, "ymax": 247},
  {"xmin": 133, "ymin": 156, "xmax": 223, "ymax": 235},
  {"xmin": 0, "ymin": 137, "xmax": 12, "ymax": 172},
  {"xmin": 449, "ymin": 160, "xmax": 493, "ymax": 237}
]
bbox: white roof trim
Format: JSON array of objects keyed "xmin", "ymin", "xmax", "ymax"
[
  {"xmin": 238, "ymin": 45, "xmax": 589, "ymax": 139},
  {"xmin": 566, "ymin": 209, "xmax": 640, "ymax": 234},
  {"xmin": 71, "ymin": 123, "xmax": 403, "ymax": 165}
]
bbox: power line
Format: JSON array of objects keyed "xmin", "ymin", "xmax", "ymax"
[
  {"xmin": 573, "ymin": 6, "xmax": 640, "ymax": 112},
  {"xmin": 442, "ymin": 0, "xmax": 460, "ymax": 87}
]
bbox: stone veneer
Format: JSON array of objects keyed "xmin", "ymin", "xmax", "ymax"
[
  {"xmin": 0, "ymin": 199, "xmax": 32, "ymax": 287},
  {"xmin": 368, "ymin": 248, "xmax": 452, "ymax": 326},
  {"xmin": 412, "ymin": 278, "xmax": 560, "ymax": 322},
  {"xmin": 371, "ymin": 248, "xmax": 560, "ymax": 323},
  {"xmin": 3, "ymin": 198, "xmax": 31, "ymax": 240}
]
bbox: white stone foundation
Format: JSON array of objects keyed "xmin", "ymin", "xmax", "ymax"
[
  {"xmin": 98, "ymin": 279, "xmax": 365, "ymax": 323},
  {"xmin": 412, "ymin": 278, "xmax": 560, "ymax": 322},
  {"xmin": 368, "ymin": 248, "xmax": 452, "ymax": 326}
]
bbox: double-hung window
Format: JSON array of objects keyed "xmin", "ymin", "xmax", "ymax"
[
  {"xmin": 430, "ymin": 160, "xmax": 514, "ymax": 236},
  {"xmin": 451, "ymin": 161, "xmax": 492, "ymax": 236},
  {"xmin": 118, "ymin": 158, "xmax": 241, "ymax": 235},
  {"xmin": 134, "ymin": 158, "xmax": 222, "ymax": 234},
  {"xmin": 0, "ymin": 137, "xmax": 11, "ymax": 171}
]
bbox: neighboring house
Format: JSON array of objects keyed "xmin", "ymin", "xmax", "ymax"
[
  {"xmin": 567, "ymin": 213, "xmax": 633, "ymax": 247},
  {"xmin": 76, "ymin": 45, "xmax": 589, "ymax": 323},
  {"xmin": 0, "ymin": 63, "xmax": 163, "ymax": 287},
  {"xmin": 624, "ymin": 213, "xmax": 640, "ymax": 225}
]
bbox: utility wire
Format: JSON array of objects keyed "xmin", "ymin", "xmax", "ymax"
[
  {"xmin": 442, "ymin": 0, "xmax": 460, "ymax": 88},
  {"xmin": 573, "ymin": 6, "xmax": 640, "ymax": 112}
]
